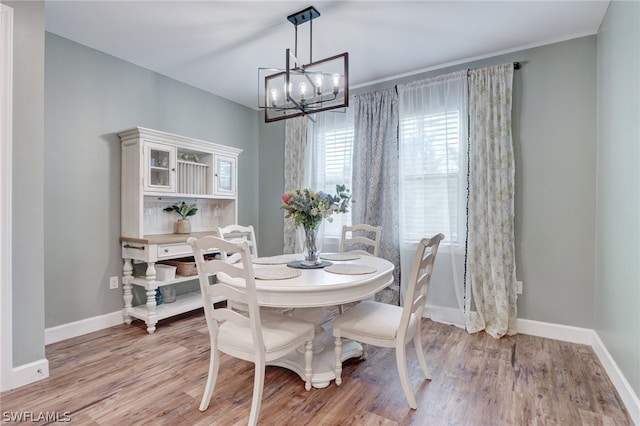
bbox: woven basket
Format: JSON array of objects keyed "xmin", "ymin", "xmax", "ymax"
[{"xmin": 162, "ymin": 257, "xmax": 198, "ymax": 277}]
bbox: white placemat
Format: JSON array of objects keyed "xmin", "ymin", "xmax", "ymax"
[
  {"xmin": 254, "ymin": 267, "xmax": 302, "ymax": 280},
  {"xmin": 252, "ymin": 255, "xmax": 298, "ymax": 265},
  {"xmin": 320, "ymin": 253, "xmax": 361, "ymax": 261},
  {"xmin": 324, "ymin": 264, "xmax": 377, "ymax": 275}
]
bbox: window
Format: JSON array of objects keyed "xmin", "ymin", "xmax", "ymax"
[
  {"xmin": 321, "ymin": 127, "xmax": 353, "ymax": 193},
  {"xmin": 400, "ymin": 110, "xmax": 464, "ymax": 243},
  {"xmin": 398, "ymin": 73, "xmax": 468, "ymax": 247},
  {"xmin": 307, "ymin": 112, "xmax": 354, "ymax": 238}
]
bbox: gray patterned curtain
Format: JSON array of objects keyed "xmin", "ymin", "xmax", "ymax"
[
  {"xmin": 283, "ymin": 117, "xmax": 308, "ymax": 254},
  {"xmin": 352, "ymin": 89, "xmax": 401, "ymax": 304}
]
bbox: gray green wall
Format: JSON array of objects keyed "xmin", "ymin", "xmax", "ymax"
[
  {"xmin": 259, "ymin": 36, "xmax": 598, "ymax": 328},
  {"xmin": 596, "ymin": 0, "xmax": 640, "ymax": 401},
  {"xmin": 44, "ymin": 33, "xmax": 259, "ymax": 327},
  {"xmin": 5, "ymin": 0, "xmax": 46, "ymax": 367},
  {"xmin": 257, "ymin": 118, "xmax": 285, "ymax": 257}
]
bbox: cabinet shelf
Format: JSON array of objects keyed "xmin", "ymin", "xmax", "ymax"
[
  {"xmin": 177, "ymin": 160, "xmax": 209, "ymax": 167},
  {"xmin": 142, "ymin": 191, "xmax": 229, "ymax": 199},
  {"xmin": 127, "ymin": 291, "xmax": 219, "ymax": 323},
  {"xmin": 130, "ymin": 274, "xmax": 202, "ymax": 289}
]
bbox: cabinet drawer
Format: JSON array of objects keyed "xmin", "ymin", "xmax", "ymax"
[{"xmin": 157, "ymin": 243, "xmax": 193, "ymax": 259}]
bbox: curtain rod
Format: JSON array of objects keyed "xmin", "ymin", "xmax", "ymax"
[
  {"xmin": 470, "ymin": 62, "xmax": 520, "ymax": 72},
  {"xmin": 467, "ymin": 62, "xmax": 520, "ymax": 75}
]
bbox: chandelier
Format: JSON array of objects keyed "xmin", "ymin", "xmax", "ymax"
[{"xmin": 259, "ymin": 6, "xmax": 349, "ymax": 123}]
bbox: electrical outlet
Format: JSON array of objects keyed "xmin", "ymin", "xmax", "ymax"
[
  {"xmin": 109, "ymin": 276, "xmax": 119, "ymax": 289},
  {"xmin": 516, "ymin": 280, "xmax": 523, "ymax": 294}
]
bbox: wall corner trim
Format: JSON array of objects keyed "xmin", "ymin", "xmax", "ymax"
[{"xmin": 0, "ymin": 2, "xmax": 14, "ymax": 394}]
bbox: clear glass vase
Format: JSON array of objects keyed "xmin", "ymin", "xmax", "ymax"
[{"xmin": 298, "ymin": 222, "xmax": 323, "ymax": 266}]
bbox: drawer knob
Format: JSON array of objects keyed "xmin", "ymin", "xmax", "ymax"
[{"xmin": 164, "ymin": 249, "xmax": 169, "ymax": 253}]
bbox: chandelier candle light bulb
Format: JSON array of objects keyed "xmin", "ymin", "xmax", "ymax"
[
  {"xmin": 315, "ymin": 74, "xmax": 323, "ymax": 96},
  {"xmin": 333, "ymin": 73, "xmax": 340, "ymax": 89},
  {"xmin": 299, "ymin": 81, "xmax": 307, "ymax": 103}
]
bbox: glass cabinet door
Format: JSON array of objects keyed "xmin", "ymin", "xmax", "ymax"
[
  {"xmin": 144, "ymin": 141, "xmax": 176, "ymax": 192},
  {"xmin": 214, "ymin": 155, "xmax": 236, "ymax": 197}
]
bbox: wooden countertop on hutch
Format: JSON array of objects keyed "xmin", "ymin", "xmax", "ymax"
[{"xmin": 120, "ymin": 231, "xmax": 217, "ymax": 245}]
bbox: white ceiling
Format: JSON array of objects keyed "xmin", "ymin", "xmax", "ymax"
[{"xmin": 45, "ymin": 1, "xmax": 610, "ymax": 110}]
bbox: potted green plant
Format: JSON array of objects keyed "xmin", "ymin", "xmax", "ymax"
[{"xmin": 164, "ymin": 201, "xmax": 198, "ymax": 234}]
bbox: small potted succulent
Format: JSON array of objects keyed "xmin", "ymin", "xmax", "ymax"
[{"xmin": 164, "ymin": 201, "xmax": 198, "ymax": 234}]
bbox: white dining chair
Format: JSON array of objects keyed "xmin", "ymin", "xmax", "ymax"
[
  {"xmin": 332, "ymin": 233, "xmax": 444, "ymax": 409},
  {"xmin": 339, "ymin": 224, "xmax": 381, "ymax": 257},
  {"xmin": 216, "ymin": 224, "xmax": 258, "ymax": 264},
  {"xmin": 337, "ymin": 224, "xmax": 382, "ymax": 313},
  {"xmin": 188, "ymin": 236, "xmax": 314, "ymax": 425}
]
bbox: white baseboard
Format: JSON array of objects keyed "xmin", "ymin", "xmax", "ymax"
[
  {"xmin": 424, "ymin": 309, "xmax": 596, "ymax": 345},
  {"xmin": 45, "ymin": 310, "xmax": 123, "ymax": 345},
  {"xmin": 425, "ymin": 309, "xmax": 596, "ymax": 345},
  {"xmin": 516, "ymin": 318, "xmax": 595, "ymax": 345},
  {"xmin": 591, "ymin": 331, "xmax": 640, "ymax": 425},
  {"xmin": 8, "ymin": 358, "xmax": 49, "ymax": 390}
]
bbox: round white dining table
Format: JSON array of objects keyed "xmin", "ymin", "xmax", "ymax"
[{"xmin": 218, "ymin": 253, "xmax": 395, "ymax": 388}]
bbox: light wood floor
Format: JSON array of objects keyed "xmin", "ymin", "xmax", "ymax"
[{"xmin": 1, "ymin": 308, "xmax": 632, "ymax": 425}]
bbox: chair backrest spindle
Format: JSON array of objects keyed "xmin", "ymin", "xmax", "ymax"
[
  {"xmin": 216, "ymin": 224, "xmax": 258, "ymax": 263},
  {"xmin": 340, "ymin": 224, "xmax": 382, "ymax": 256},
  {"xmin": 400, "ymin": 234, "xmax": 444, "ymax": 334}
]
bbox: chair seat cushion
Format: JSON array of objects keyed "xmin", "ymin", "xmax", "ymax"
[
  {"xmin": 332, "ymin": 301, "xmax": 417, "ymax": 344},
  {"xmin": 218, "ymin": 311, "xmax": 314, "ymax": 355}
]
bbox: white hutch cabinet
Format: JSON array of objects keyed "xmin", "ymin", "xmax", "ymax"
[{"xmin": 118, "ymin": 127, "xmax": 242, "ymax": 333}]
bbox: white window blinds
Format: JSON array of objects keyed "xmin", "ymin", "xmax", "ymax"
[
  {"xmin": 400, "ymin": 110, "xmax": 463, "ymax": 242},
  {"xmin": 398, "ymin": 72, "xmax": 468, "ymax": 246},
  {"xmin": 308, "ymin": 111, "xmax": 354, "ymax": 238}
]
